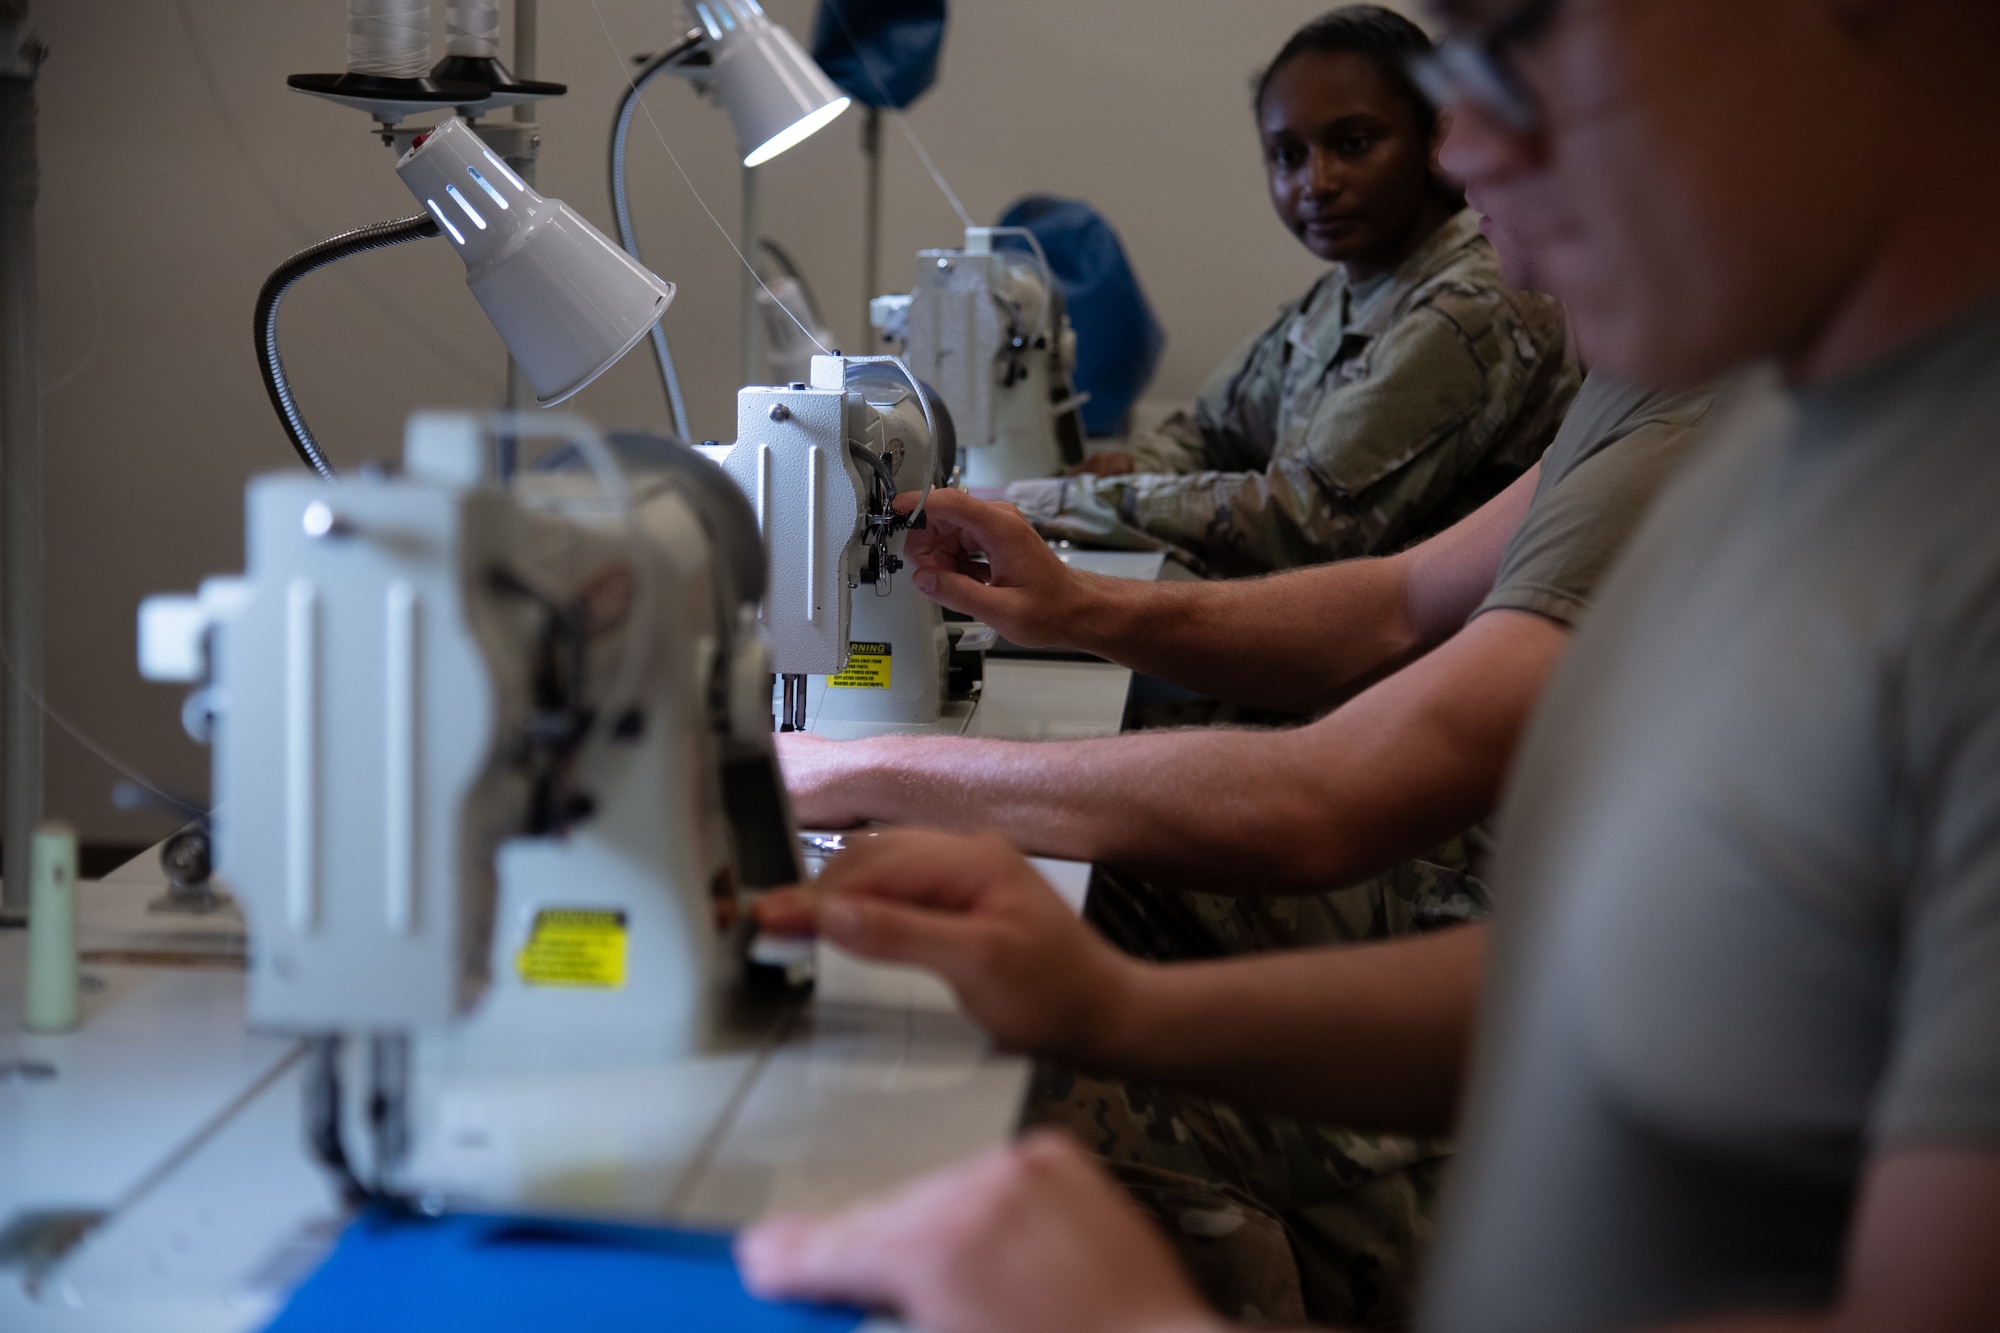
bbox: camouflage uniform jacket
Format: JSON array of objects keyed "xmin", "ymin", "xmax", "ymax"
[{"xmin": 1006, "ymin": 209, "xmax": 1580, "ymax": 576}]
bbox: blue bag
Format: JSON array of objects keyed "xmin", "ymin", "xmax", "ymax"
[
  {"xmin": 812, "ymin": 0, "xmax": 948, "ymax": 110},
  {"xmin": 995, "ymin": 196, "xmax": 1166, "ymax": 438}
]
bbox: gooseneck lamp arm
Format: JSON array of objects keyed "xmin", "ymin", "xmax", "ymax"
[
  {"xmin": 254, "ymin": 213, "xmax": 442, "ymax": 478},
  {"xmin": 610, "ymin": 29, "xmax": 706, "ymax": 441}
]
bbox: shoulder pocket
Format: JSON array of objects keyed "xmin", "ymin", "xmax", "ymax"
[{"xmin": 1308, "ymin": 304, "xmax": 1493, "ymax": 496}]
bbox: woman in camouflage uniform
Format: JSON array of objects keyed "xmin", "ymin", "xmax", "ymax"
[
  {"xmin": 1010, "ymin": 7, "xmax": 1577, "ymax": 577},
  {"xmin": 1008, "ymin": 12, "xmax": 1574, "ymax": 1326}
]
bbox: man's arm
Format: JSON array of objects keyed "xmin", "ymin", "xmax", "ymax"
[
  {"xmin": 787, "ymin": 608, "xmax": 1567, "ymax": 894},
  {"xmin": 739, "ymin": 1133, "xmax": 1229, "ymax": 1333},
  {"xmin": 737, "ymin": 1138, "xmax": 2000, "ymax": 1333},
  {"xmin": 901, "ymin": 465, "xmax": 1536, "ymax": 715},
  {"xmin": 758, "ymin": 827, "xmax": 1479, "ymax": 1133}
]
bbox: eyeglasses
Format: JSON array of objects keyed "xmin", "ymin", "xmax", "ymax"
[{"xmin": 1407, "ymin": 0, "xmax": 1563, "ymax": 133}]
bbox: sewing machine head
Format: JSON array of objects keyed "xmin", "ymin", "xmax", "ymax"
[
  {"xmin": 139, "ymin": 416, "xmax": 800, "ymax": 1046},
  {"xmin": 874, "ymin": 226, "xmax": 1085, "ymax": 488},
  {"xmin": 719, "ymin": 354, "xmax": 976, "ymax": 735}
]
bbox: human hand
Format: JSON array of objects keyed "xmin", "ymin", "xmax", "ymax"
[
  {"xmin": 1070, "ymin": 449, "xmax": 1137, "ymax": 477},
  {"xmin": 775, "ymin": 731, "xmax": 878, "ymax": 830},
  {"xmin": 749, "ymin": 827, "xmax": 1140, "ymax": 1061},
  {"xmin": 898, "ymin": 489, "xmax": 1094, "ymax": 649},
  {"xmin": 737, "ymin": 1130, "xmax": 1226, "ymax": 1333}
]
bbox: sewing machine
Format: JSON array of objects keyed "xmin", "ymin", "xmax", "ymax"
[
  {"xmin": 135, "ymin": 413, "xmax": 800, "ymax": 1203},
  {"xmin": 715, "ymin": 353, "xmax": 991, "ymax": 739},
  {"xmin": 872, "ymin": 227, "xmax": 1087, "ymax": 489},
  {"xmin": 0, "ymin": 398, "xmax": 1145, "ymax": 1326}
]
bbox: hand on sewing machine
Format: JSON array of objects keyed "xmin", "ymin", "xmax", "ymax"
[
  {"xmin": 898, "ymin": 490, "xmax": 1100, "ymax": 649},
  {"xmin": 751, "ymin": 828, "xmax": 1138, "ymax": 1061},
  {"xmin": 736, "ymin": 1130, "xmax": 1228, "ymax": 1333}
]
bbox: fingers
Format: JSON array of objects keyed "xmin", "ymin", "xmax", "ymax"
[
  {"xmin": 910, "ymin": 565, "xmax": 1015, "ymax": 620},
  {"xmin": 897, "ymin": 492, "xmax": 1072, "ymax": 647},
  {"xmin": 735, "ymin": 1206, "xmax": 910, "ymax": 1310},
  {"xmin": 740, "ymin": 1134, "xmax": 1221, "ymax": 1333},
  {"xmin": 813, "ymin": 827, "xmax": 1017, "ymax": 913},
  {"xmin": 818, "ymin": 895, "xmax": 993, "ymax": 976},
  {"xmin": 737, "ymin": 1142, "xmax": 1014, "ymax": 1307},
  {"xmin": 750, "ymin": 887, "xmax": 818, "ymax": 936},
  {"xmin": 898, "ymin": 490, "xmax": 1039, "ymax": 566},
  {"xmin": 903, "ymin": 534, "xmax": 995, "ymax": 586}
]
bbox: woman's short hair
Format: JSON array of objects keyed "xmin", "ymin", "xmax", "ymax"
[{"xmin": 1254, "ymin": 6, "xmax": 1441, "ymax": 142}]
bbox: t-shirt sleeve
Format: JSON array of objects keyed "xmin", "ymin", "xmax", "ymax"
[
  {"xmin": 1874, "ymin": 572, "xmax": 2000, "ymax": 1148},
  {"xmin": 1475, "ymin": 398, "xmax": 1709, "ymax": 627}
]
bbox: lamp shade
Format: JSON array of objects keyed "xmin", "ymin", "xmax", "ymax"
[
  {"xmin": 396, "ymin": 118, "xmax": 676, "ymax": 406},
  {"xmin": 690, "ymin": 0, "xmax": 851, "ymax": 166}
]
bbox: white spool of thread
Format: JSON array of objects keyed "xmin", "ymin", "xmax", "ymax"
[
  {"xmin": 444, "ymin": 0, "xmax": 500, "ymax": 59},
  {"xmin": 348, "ymin": 0, "xmax": 431, "ymax": 80}
]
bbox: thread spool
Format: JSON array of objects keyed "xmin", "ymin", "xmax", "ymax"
[
  {"xmin": 22, "ymin": 822, "xmax": 78, "ymax": 1033},
  {"xmin": 444, "ymin": 0, "xmax": 500, "ymax": 59},
  {"xmin": 347, "ymin": 0, "xmax": 431, "ymax": 80}
]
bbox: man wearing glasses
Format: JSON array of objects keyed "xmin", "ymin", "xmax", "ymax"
[{"xmin": 736, "ymin": 3, "xmax": 2000, "ymax": 1331}]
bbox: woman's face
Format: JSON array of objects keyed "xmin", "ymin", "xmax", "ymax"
[{"xmin": 1260, "ymin": 49, "xmax": 1441, "ymax": 273}]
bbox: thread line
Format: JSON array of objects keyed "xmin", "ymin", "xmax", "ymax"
[
  {"xmin": 41, "ymin": 248, "xmax": 102, "ymax": 398},
  {"xmin": 168, "ymin": 0, "xmax": 497, "ymax": 391},
  {"xmin": 0, "ymin": 634, "xmax": 197, "ymax": 820},
  {"xmin": 818, "ymin": 0, "xmax": 973, "ymax": 227},
  {"xmin": 894, "ymin": 116, "xmax": 973, "ymax": 228}
]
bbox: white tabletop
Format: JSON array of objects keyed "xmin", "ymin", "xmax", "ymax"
[
  {"xmin": 0, "ymin": 878, "xmax": 291, "ymax": 1228},
  {"xmin": 1052, "ymin": 548, "xmax": 1168, "ymax": 580}
]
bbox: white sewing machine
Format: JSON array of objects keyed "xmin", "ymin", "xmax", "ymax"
[
  {"xmin": 135, "ymin": 413, "xmax": 801, "ymax": 1203},
  {"xmin": 872, "ymin": 227, "xmax": 1086, "ymax": 489},
  {"xmin": 714, "ymin": 353, "xmax": 991, "ymax": 739}
]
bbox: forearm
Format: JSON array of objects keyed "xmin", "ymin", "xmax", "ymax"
[
  {"xmin": 797, "ymin": 723, "xmax": 1432, "ymax": 889},
  {"xmin": 1065, "ymin": 610, "xmax": 1561, "ymax": 890},
  {"xmin": 1057, "ymin": 559, "xmax": 1421, "ymax": 714},
  {"xmin": 1036, "ymin": 463, "xmax": 1540, "ymax": 712},
  {"xmin": 1085, "ymin": 925, "xmax": 1487, "ymax": 1135},
  {"xmin": 804, "ymin": 730, "xmax": 1291, "ymax": 870},
  {"xmin": 802, "ymin": 613, "xmax": 1562, "ymax": 893}
]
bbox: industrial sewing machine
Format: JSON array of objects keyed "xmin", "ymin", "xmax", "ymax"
[
  {"xmin": 872, "ymin": 227, "xmax": 1087, "ymax": 489},
  {"xmin": 715, "ymin": 352, "xmax": 992, "ymax": 739},
  {"xmin": 136, "ymin": 413, "xmax": 804, "ymax": 1204}
]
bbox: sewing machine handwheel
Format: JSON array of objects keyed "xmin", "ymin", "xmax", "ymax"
[{"xmin": 161, "ymin": 826, "xmax": 212, "ymax": 889}]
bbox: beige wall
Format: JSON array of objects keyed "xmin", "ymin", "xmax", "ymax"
[{"xmin": 35, "ymin": 0, "xmax": 1421, "ymax": 844}]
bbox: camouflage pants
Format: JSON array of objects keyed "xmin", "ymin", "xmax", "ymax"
[{"xmin": 1025, "ymin": 841, "xmax": 1491, "ymax": 1329}]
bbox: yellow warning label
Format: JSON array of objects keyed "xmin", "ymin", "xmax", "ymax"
[
  {"xmin": 827, "ymin": 641, "xmax": 892, "ymax": 689},
  {"xmin": 516, "ymin": 908, "xmax": 628, "ymax": 988}
]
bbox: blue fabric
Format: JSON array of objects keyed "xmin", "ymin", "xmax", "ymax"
[
  {"xmin": 261, "ymin": 1208, "xmax": 867, "ymax": 1333},
  {"xmin": 811, "ymin": 0, "xmax": 947, "ymax": 110},
  {"xmin": 995, "ymin": 196, "xmax": 1165, "ymax": 437}
]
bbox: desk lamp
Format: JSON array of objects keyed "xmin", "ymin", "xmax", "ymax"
[
  {"xmin": 256, "ymin": 117, "xmax": 675, "ymax": 479},
  {"xmin": 679, "ymin": 0, "xmax": 852, "ymax": 169},
  {"xmin": 611, "ymin": 0, "xmax": 852, "ymax": 415}
]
